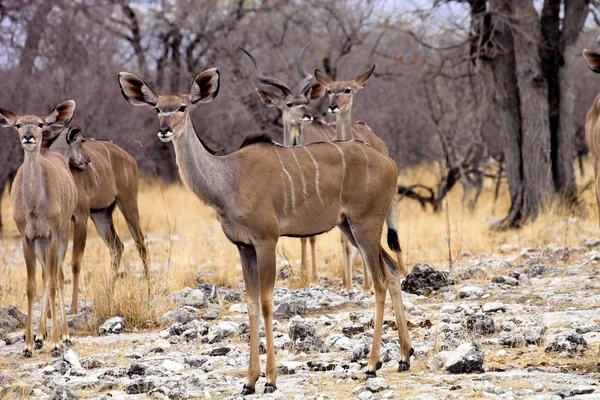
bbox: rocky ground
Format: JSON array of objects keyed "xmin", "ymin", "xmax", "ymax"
[{"xmin": 1, "ymin": 243, "xmax": 600, "ymax": 399}]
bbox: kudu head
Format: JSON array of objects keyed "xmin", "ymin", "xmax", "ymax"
[
  {"xmin": 117, "ymin": 69, "xmax": 220, "ymax": 142},
  {"xmin": 584, "ymin": 49, "xmax": 600, "ymax": 74},
  {"xmin": 314, "ymin": 64, "xmax": 376, "ymax": 114},
  {"xmin": 0, "ymin": 101, "xmax": 76, "ymax": 153},
  {"xmin": 240, "ymin": 46, "xmax": 325, "ymax": 130},
  {"xmin": 44, "ymin": 126, "xmax": 91, "ymax": 170}
]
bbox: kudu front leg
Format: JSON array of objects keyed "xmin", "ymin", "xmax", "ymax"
[
  {"xmin": 309, "ymin": 236, "xmax": 318, "ymax": 285},
  {"xmin": 257, "ymin": 242, "xmax": 278, "ymax": 393},
  {"xmin": 46, "ymin": 238, "xmax": 62, "ymax": 357},
  {"xmin": 237, "ymin": 244, "xmax": 261, "ymax": 395},
  {"xmin": 23, "ymin": 239, "xmax": 36, "ymax": 357}
]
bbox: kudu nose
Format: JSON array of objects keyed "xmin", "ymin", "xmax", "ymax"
[
  {"xmin": 328, "ymin": 104, "xmax": 339, "ymax": 113},
  {"xmin": 159, "ymin": 126, "xmax": 171, "ymax": 135},
  {"xmin": 22, "ymin": 133, "xmax": 35, "ymax": 143}
]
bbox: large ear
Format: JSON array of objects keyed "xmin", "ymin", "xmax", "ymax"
[
  {"xmin": 314, "ymin": 69, "xmax": 332, "ymax": 87},
  {"xmin": 255, "ymin": 88, "xmax": 282, "ymax": 107},
  {"xmin": 354, "ymin": 64, "xmax": 376, "ymax": 87},
  {"xmin": 584, "ymin": 49, "xmax": 600, "ymax": 74},
  {"xmin": 307, "ymin": 82, "xmax": 326, "ymax": 100},
  {"xmin": 66, "ymin": 126, "xmax": 82, "ymax": 145},
  {"xmin": 189, "ymin": 68, "xmax": 220, "ymax": 105},
  {"xmin": 44, "ymin": 100, "xmax": 76, "ymax": 126},
  {"xmin": 0, "ymin": 108, "xmax": 17, "ymax": 128},
  {"xmin": 118, "ymin": 72, "xmax": 158, "ymax": 107}
]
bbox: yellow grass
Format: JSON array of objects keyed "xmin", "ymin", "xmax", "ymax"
[{"xmin": 0, "ymin": 160, "xmax": 598, "ymax": 331}]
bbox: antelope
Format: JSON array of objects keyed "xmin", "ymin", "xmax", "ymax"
[
  {"xmin": 118, "ymin": 68, "xmax": 413, "ymax": 394},
  {"xmin": 241, "ymin": 46, "xmax": 332, "ymax": 286},
  {"xmin": 583, "ymin": 48, "xmax": 600, "ymax": 373},
  {"xmin": 0, "ymin": 101, "xmax": 78, "ymax": 357},
  {"xmin": 43, "ymin": 126, "xmax": 149, "ymax": 313}
]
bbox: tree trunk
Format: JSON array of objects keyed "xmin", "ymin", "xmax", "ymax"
[{"xmin": 20, "ymin": 0, "xmax": 53, "ymax": 74}]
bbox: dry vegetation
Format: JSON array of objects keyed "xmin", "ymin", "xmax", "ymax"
[{"xmin": 0, "ymin": 160, "xmax": 597, "ymax": 334}]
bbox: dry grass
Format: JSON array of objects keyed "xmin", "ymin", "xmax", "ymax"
[{"xmin": 0, "ymin": 160, "xmax": 598, "ymax": 332}]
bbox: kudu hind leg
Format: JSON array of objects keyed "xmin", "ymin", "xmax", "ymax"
[
  {"xmin": 117, "ymin": 198, "xmax": 149, "ymax": 279},
  {"xmin": 23, "ymin": 239, "xmax": 36, "ymax": 357},
  {"xmin": 382, "ymin": 249, "xmax": 413, "ymax": 371},
  {"xmin": 57, "ymin": 230, "xmax": 71, "ymax": 344},
  {"xmin": 237, "ymin": 244, "xmax": 261, "ymax": 395},
  {"xmin": 256, "ymin": 242, "xmax": 278, "ymax": 392},
  {"xmin": 90, "ymin": 204, "xmax": 124, "ymax": 278},
  {"xmin": 309, "ymin": 235, "xmax": 318, "ymax": 285},
  {"xmin": 69, "ymin": 216, "xmax": 88, "ymax": 314}
]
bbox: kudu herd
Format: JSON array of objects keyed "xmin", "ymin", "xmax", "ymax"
[{"xmin": 7, "ymin": 43, "xmax": 600, "ymax": 395}]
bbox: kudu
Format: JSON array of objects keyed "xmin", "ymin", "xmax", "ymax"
[
  {"xmin": 240, "ymin": 46, "xmax": 332, "ymax": 286},
  {"xmin": 42, "ymin": 125, "xmax": 149, "ymax": 313},
  {"xmin": 0, "ymin": 101, "xmax": 78, "ymax": 357},
  {"xmin": 118, "ymin": 69, "xmax": 412, "ymax": 395},
  {"xmin": 583, "ymin": 48, "xmax": 600, "ymax": 373}
]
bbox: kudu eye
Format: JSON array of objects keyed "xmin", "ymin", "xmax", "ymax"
[
  {"xmin": 178, "ymin": 105, "xmax": 187, "ymax": 112},
  {"xmin": 37, "ymin": 123, "xmax": 43, "ymax": 128},
  {"xmin": 14, "ymin": 124, "xmax": 21, "ymax": 129},
  {"xmin": 154, "ymin": 107, "xmax": 160, "ymax": 114},
  {"xmin": 344, "ymin": 88, "xmax": 352, "ymax": 94},
  {"xmin": 286, "ymin": 103, "xmax": 293, "ymax": 108}
]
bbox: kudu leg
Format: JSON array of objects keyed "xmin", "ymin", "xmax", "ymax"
[
  {"xmin": 70, "ymin": 216, "xmax": 88, "ymax": 314},
  {"xmin": 90, "ymin": 206, "xmax": 124, "ymax": 277},
  {"xmin": 23, "ymin": 238, "xmax": 36, "ymax": 357},
  {"xmin": 300, "ymin": 238, "xmax": 309, "ymax": 286},
  {"xmin": 45, "ymin": 237, "xmax": 62, "ymax": 357},
  {"xmin": 36, "ymin": 246, "xmax": 49, "ymax": 349},
  {"xmin": 237, "ymin": 244, "xmax": 260, "ymax": 395},
  {"xmin": 117, "ymin": 198, "xmax": 149, "ymax": 279},
  {"xmin": 57, "ymin": 230, "xmax": 71, "ymax": 344},
  {"xmin": 309, "ymin": 236, "xmax": 318, "ymax": 285},
  {"xmin": 341, "ymin": 234, "xmax": 352, "ymax": 291},
  {"xmin": 257, "ymin": 242, "xmax": 278, "ymax": 393}
]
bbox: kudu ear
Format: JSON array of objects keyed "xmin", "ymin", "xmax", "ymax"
[
  {"xmin": 0, "ymin": 108, "xmax": 18, "ymax": 128},
  {"xmin": 307, "ymin": 82, "xmax": 326, "ymax": 100},
  {"xmin": 314, "ymin": 69, "xmax": 332, "ymax": 87},
  {"xmin": 255, "ymin": 88, "xmax": 282, "ymax": 107},
  {"xmin": 584, "ymin": 49, "xmax": 600, "ymax": 74},
  {"xmin": 118, "ymin": 72, "xmax": 158, "ymax": 107},
  {"xmin": 66, "ymin": 126, "xmax": 82, "ymax": 145},
  {"xmin": 45, "ymin": 100, "xmax": 76, "ymax": 126},
  {"xmin": 189, "ymin": 68, "xmax": 220, "ymax": 105},
  {"xmin": 354, "ymin": 64, "xmax": 376, "ymax": 88}
]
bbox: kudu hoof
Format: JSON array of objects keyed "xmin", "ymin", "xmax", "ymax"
[
  {"xmin": 376, "ymin": 361, "xmax": 382, "ymax": 370},
  {"xmin": 23, "ymin": 349, "xmax": 32, "ymax": 358},
  {"xmin": 397, "ymin": 361, "xmax": 410, "ymax": 372},
  {"xmin": 51, "ymin": 348, "xmax": 62, "ymax": 358},
  {"xmin": 597, "ymin": 363, "xmax": 600, "ymax": 373},
  {"xmin": 365, "ymin": 370, "xmax": 377, "ymax": 379},
  {"xmin": 33, "ymin": 339, "xmax": 43, "ymax": 350},
  {"xmin": 263, "ymin": 383, "xmax": 277, "ymax": 394},
  {"xmin": 240, "ymin": 385, "xmax": 255, "ymax": 396},
  {"xmin": 63, "ymin": 337, "xmax": 73, "ymax": 347}
]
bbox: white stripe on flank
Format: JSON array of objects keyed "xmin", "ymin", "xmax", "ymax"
[
  {"xmin": 100, "ymin": 142, "xmax": 112, "ymax": 164},
  {"xmin": 359, "ymin": 144, "xmax": 370, "ymax": 187},
  {"xmin": 277, "ymin": 151, "xmax": 296, "ymax": 213},
  {"xmin": 290, "ymin": 149, "xmax": 307, "ymax": 198},
  {"xmin": 303, "ymin": 147, "xmax": 323, "ymax": 204},
  {"xmin": 329, "ymin": 142, "xmax": 346, "ymax": 189},
  {"xmin": 90, "ymin": 163, "xmax": 100, "ymax": 186}
]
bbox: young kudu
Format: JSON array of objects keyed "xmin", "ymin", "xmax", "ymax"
[
  {"xmin": 0, "ymin": 101, "xmax": 78, "ymax": 357},
  {"xmin": 118, "ymin": 69, "xmax": 412, "ymax": 394},
  {"xmin": 44, "ymin": 126, "xmax": 149, "ymax": 313},
  {"xmin": 241, "ymin": 46, "xmax": 332, "ymax": 286},
  {"xmin": 583, "ymin": 48, "xmax": 600, "ymax": 373}
]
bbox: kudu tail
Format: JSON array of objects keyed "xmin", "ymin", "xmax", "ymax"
[{"xmin": 385, "ymin": 194, "xmax": 406, "ymax": 277}]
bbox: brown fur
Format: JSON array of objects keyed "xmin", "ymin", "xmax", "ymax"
[
  {"xmin": 0, "ymin": 103, "xmax": 78, "ymax": 357},
  {"xmin": 45, "ymin": 127, "xmax": 149, "ymax": 313},
  {"xmin": 118, "ymin": 69, "xmax": 412, "ymax": 394}
]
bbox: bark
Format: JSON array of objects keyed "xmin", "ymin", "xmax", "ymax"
[
  {"xmin": 120, "ymin": 1, "xmax": 147, "ymax": 75},
  {"xmin": 512, "ymin": 0, "xmax": 553, "ymax": 215},
  {"xmin": 20, "ymin": 0, "xmax": 53, "ymax": 74}
]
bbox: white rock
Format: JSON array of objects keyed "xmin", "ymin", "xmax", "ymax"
[
  {"xmin": 229, "ymin": 304, "xmax": 248, "ymax": 314},
  {"xmin": 98, "ymin": 316, "xmax": 125, "ymax": 335},
  {"xmin": 63, "ymin": 349, "xmax": 82, "ymax": 370},
  {"xmin": 459, "ymin": 285, "xmax": 484, "ymax": 299},
  {"xmin": 154, "ymin": 338, "xmax": 171, "ymax": 351},
  {"xmin": 441, "ymin": 304, "xmax": 460, "ymax": 314},
  {"xmin": 358, "ymin": 391, "xmax": 373, "ymax": 400},
  {"xmin": 366, "ymin": 377, "xmax": 389, "ymax": 392},
  {"xmin": 483, "ymin": 302, "xmax": 506, "ymax": 313},
  {"xmin": 160, "ymin": 360, "xmax": 184, "ymax": 374}
]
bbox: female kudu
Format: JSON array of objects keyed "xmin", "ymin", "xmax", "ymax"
[
  {"xmin": 0, "ymin": 101, "xmax": 78, "ymax": 357},
  {"xmin": 118, "ymin": 69, "xmax": 412, "ymax": 394}
]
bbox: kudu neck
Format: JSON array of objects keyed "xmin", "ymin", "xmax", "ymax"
[
  {"xmin": 283, "ymin": 120, "xmax": 302, "ymax": 146},
  {"xmin": 22, "ymin": 148, "xmax": 45, "ymax": 209},
  {"xmin": 171, "ymin": 114, "xmax": 230, "ymax": 210},
  {"xmin": 336, "ymin": 109, "xmax": 354, "ymax": 140}
]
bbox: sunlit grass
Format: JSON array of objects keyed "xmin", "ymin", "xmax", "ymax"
[{"xmin": 0, "ymin": 159, "xmax": 598, "ymax": 331}]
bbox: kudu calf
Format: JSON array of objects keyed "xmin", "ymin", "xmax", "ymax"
[
  {"xmin": 118, "ymin": 69, "xmax": 412, "ymax": 395},
  {"xmin": 0, "ymin": 101, "xmax": 78, "ymax": 357},
  {"xmin": 43, "ymin": 126, "xmax": 149, "ymax": 313}
]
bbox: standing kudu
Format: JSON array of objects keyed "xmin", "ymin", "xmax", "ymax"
[
  {"xmin": 241, "ymin": 46, "xmax": 332, "ymax": 286},
  {"xmin": 0, "ymin": 101, "xmax": 78, "ymax": 357},
  {"xmin": 43, "ymin": 126, "xmax": 149, "ymax": 313},
  {"xmin": 118, "ymin": 69, "xmax": 412, "ymax": 395}
]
